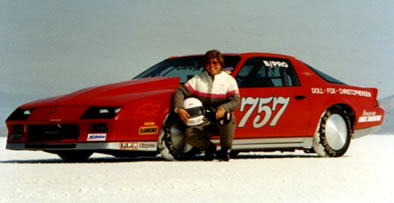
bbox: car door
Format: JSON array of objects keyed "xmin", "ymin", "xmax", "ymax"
[{"xmin": 233, "ymin": 57, "xmax": 311, "ymax": 139}]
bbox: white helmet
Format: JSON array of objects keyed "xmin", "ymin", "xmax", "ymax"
[{"xmin": 184, "ymin": 97, "xmax": 205, "ymax": 126}]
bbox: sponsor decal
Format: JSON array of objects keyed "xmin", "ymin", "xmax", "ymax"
[
  {"xmin": 120, "ymin": 142, "xmax": 157, "ymax": 151},
  {"xmin": 338, "ymin": 88, "xmax": 371, "ymax": 97},
  {"xmin": 139, "ymin": 122, "xmax": 159, "ymax": 135},
  {"xmin": 311, "ymin": 87, "xmax": 371, "ymax": 98},
  {"xmin": 139, "ymin": 127, "xmax": 158, "ymax": 134},
  {"xmin": 263, "ymin": 60, "xmax": 289, "ymax": 68},
  {"xmin": 87, "ymin": 133, "xmax": 107, "ymax": 141},
  {"xmin": 358, "ymin": 110, "xmax": 382, "ymax": 122},
  {"xmin": 139, "ymin": 143, "xmax": 157, "ymax": 150},
  {"xmin": 238, "ymin": 96, "xmax": 290, "ymax": 128},
  {"xmin": 120, "ymin": 142, "xmax": 138, "ymax": 150}
]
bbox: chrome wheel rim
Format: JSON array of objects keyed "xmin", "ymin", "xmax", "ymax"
[
  {"xmin": 325, "ymin": 114, "xmax": 348, "ymax": 150},
  {"xmin": 170, "ymin": 122, "xmax": 193, "ymax": 153}
]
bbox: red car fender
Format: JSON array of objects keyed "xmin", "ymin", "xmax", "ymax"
[{"xmin": 110, "ymin": 89, "xmax": 175, "ymax": 141}]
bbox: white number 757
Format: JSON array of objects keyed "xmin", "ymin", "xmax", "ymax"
[{"xmin": 238, "ymin": 96, "xmax": 290, "ymax": 128}]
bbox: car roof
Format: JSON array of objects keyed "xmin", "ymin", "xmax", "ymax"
[{"xmin": 168, "ymin": 52, "xmax": 296, "ymax": 60}]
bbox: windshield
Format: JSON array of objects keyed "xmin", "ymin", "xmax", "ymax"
[{"xmin": 134, "ymin": 56, "xmax": 241, "ymax": 83}]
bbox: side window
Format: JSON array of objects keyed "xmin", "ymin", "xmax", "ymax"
[{"xmin": 235, "ymin": 57, "xmax": 300, "ymax": 88}]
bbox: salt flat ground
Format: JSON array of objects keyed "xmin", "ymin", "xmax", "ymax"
[{"xmin": 0, "ymin": 135, "xmax": 393, "ymax": 203}]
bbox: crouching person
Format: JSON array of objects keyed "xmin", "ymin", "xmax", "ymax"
[{"xmin": 173, "ymin": 50, "xmax": 240, "ymax": 161}]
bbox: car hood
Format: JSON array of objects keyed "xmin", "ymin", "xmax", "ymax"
[{"xmin": 20, "ymin": 77, "xmax": 180, "ymax": 107}]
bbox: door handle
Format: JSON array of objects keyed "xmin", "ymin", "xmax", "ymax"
[{"xmin": 295, "ymin": 95, "xmax": 306, "ymax": 100}]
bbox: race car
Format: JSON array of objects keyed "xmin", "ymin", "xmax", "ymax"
[{"xmin": 5, "ymin": 52, "xmax": 385, "ymax": 161}]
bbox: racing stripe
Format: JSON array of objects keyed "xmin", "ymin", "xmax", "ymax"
[
  {"xmin": 226, "ymin": 89, "xmax": 238, "ymax": 96},
  {"xmin": 185, "ymin": 83, "xmax": 195, "ymax": 94},
  {"xmin": 194, "ymin": 91, "xmax": 228, "ymax": 99}
]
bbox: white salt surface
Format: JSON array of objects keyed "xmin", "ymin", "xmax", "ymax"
[{"xmin": 1, "ymin": 135, "xmax": 393, "ymax": 203}]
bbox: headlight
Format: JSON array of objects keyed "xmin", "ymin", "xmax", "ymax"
[
  {"xmin": 7, "ymin": 108, "xmax": 35, "ymax": 121},
  {"xmin": 80, "ymin": 106, "xmax": 122, "ymax": 119}
]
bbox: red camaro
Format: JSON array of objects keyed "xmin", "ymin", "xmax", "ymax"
[{"xmin": 5, "ymin": 53, "xmax": 385, "ymax": 161}]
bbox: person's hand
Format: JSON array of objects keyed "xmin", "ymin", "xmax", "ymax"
[
  {"xmin": 177, "ymin": 108, "xmax": 190, "ymax": 124},
  {"xmin": 216, "ymin": 107, "xmax": 225, "ymax": 119}
]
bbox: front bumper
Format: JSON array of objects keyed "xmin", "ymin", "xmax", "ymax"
[{"xmin": 6, "ymin": 141, "xmax": 158, "ymax": 152}]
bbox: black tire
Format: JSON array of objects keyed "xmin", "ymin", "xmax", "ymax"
[
  {"xmin": 56, "ymin": 151, "xmax": 93, "ymax": 162},
  {"xmin": 312, "ymin": 106, "xmax": 352, "ymax": 157},
  {"xmin": 158, "ymin": 114, "xmax": 198, "ymax": 161}
]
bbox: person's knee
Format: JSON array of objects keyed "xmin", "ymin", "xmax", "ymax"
[{"xmin": 218, "ymin": 124, "xmax": 235, "ymax": 148}]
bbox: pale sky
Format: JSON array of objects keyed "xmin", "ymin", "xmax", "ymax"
[{"xmin": 1, "ymin": 0, "xmax": 394, "ymax": 125}]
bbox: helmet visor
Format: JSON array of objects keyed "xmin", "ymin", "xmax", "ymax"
[{"xmin": 185, "ymin": 107, "xmax": 204, "ymax": 118}]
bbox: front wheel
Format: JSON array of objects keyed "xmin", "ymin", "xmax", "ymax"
[
  {"xmin": 312, "ymin": 107, "xmax": 352, "ymax": 157},
  {"xmin": 157, "ymin": 114, "xmax": 198, "ymax": 161}
]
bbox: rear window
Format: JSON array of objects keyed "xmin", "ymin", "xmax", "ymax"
[{"xmin": 305, "ymin": 64, "xmax": 346, "ymax": 85}]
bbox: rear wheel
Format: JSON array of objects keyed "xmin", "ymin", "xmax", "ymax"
[
  {"xmin": 157, "ymin": 114, "xmax": 198, "ymax": 160},
  {"xmin": 56, "ymin": 151, "xmax": 93, "ymax": 162},
  {"xmin": 312, "ymin": 106, "xmax": 352, "ymax": 157}
]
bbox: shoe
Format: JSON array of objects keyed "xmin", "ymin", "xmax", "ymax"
[
  {"xmin": 204, "ymin": 143, "xmax": 216, "ymax": 161},
  {"xmin": 216, "ymin": 148, "xmax": 230, "ymax": 161}
]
